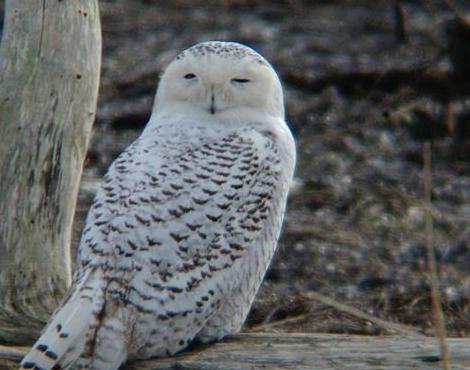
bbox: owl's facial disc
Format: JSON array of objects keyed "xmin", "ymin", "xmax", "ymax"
[
  {"xmin": 167, "ymin": 57, "xmax": 272, "ymax": 115},
  {"xmin": 155, "ymin": 41, "xmax": 285, "ymax": 119}
]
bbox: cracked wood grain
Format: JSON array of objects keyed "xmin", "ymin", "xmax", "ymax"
[{"xmin": 0, "ymin": 0, "xmax": 101, "ymax": 344}]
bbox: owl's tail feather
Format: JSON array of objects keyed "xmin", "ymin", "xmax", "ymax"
[{"xmin": 19, "ymin": 268, "xmax": 103, "ymax": 370}]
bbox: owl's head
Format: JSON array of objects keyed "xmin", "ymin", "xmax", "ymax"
[{"xmin": 153, "ymin": 41, "xmax": 285, "ymax": 121}]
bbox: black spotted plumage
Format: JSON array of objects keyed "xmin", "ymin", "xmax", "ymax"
[{"xmin": 20, "ymin": 41, "xmax": 295, "ymax": 370}]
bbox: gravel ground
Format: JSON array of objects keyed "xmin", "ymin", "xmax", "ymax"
[{"xmin": 71, "ymin": 0, "xmax": 470, "ymax": 337}]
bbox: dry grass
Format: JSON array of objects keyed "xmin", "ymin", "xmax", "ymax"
[{"xmin": 424, "ymin": 141, "xmax": 450, "ymax": 369}]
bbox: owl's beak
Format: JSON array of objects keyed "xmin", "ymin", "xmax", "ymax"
[{"xmin": 210, "ymin": 92, "xmax": 216, "ymax": 115}]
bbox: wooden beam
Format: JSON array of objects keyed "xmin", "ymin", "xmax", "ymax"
[
  {"xmin": 0, "ymin": 0, "xmax": 101, "ymax": 344},
  {"xmin": 2, "ymin": 334, "xmax": 470, "ymax": 369}
]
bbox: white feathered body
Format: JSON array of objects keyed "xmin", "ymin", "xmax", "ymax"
[{"xmin": 20, "ymin": 41, "xmax": 296, "ymax": 370}]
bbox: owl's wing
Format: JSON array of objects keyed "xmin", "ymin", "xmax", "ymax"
[{"xmin": 76, "ymin": 124, "xmax": 293, "ymax": 353}]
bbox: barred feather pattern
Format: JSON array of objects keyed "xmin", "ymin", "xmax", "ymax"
[
  {"xmin": 80, "ymin": 122, "xmax": 291, "ymax": 358},
  {"xmin": 20, "ymin": 40, "xmax": 295, "ymax": 370}
]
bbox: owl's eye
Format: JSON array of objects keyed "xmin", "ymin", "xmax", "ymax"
[
  {"xmin": 184, "ymin": 73, "xmax": 196, "ymax": 80},
  {"xmin": 231, "ymin": 78, "xmax": 251, "ymax": 84}
]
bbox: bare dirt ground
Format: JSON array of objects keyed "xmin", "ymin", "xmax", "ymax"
[{"xmin": 70, "ymin": 0, "xmax": 470, "ymax": 337}]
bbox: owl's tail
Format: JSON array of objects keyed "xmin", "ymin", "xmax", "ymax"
[{"xmin": 19, "ymin": 268, "xmax": 109, "ymax": 370}]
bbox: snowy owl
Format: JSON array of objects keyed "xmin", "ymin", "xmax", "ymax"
[{"xmin": 20, "ymin": 41, "xmax": 296, "ymax": 370}]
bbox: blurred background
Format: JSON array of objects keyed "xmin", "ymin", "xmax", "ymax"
[{"xmin": 3, "ymin": 0, "xmax": 470, "ymax": 336}]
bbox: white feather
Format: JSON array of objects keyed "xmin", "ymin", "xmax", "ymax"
[{"xmin": 20, "ymin": 269, "xmax": 101, "ymax": 370}]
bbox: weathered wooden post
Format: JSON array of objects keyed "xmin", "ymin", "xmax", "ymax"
[{"xmin": 0, "ymin": 0, "xmax": 101, "ymax": 344}]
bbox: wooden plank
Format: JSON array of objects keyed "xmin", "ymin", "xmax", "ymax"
[{"xmin": 2, "ymin": 334, "xmax": 470, "ymax": 369}]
